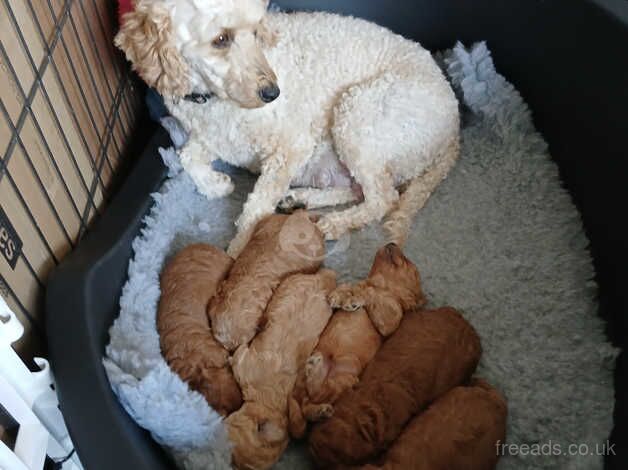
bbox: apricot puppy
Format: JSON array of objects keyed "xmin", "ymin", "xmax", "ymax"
[
  {"xmin": 209, "ymin": 211, "xmax": 325, "ymax": 351},
  {"xmin": 288, "ymin": 306, "xmax": 379, "ymax": 440},
  {"xmin": 309, "ymin": 307, "xmax": 482, "ymax": 467},
  {"xmin": 289, "ymin": 244, "xmax": 425, "ymax": 439},
  {"xmin": 362, "ymin": 379, "xmax": 507, "ymax": 470},
  {"xmin": 329, "ymin": 243, "xmax": 426, "ymax": 336},
  {"xmin": 157, "ymin": 244, "xmax": 242, "ymax": 416},
  {"xmin": 226, "ymin": 270, "xmax": 337, "ymax": 470}
]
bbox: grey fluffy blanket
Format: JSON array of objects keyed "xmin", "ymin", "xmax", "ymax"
[{"xmin": 103, "ymin": 43, "xmax": 617, "ymax": 469}]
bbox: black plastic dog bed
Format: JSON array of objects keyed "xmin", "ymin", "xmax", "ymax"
[{"xmin": 46, "ymin": 1, "xmax": 628, "ymax": 469}]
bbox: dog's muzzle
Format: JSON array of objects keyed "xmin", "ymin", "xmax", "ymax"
[{"xmin": 259, "ymin": 83, "xmax": 280, "ymax": 103}]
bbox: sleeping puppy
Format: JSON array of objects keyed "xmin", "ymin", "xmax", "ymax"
[
  {"xmin": 226, "ymin": 269, "xmax": 337, "ymax": 470},
  {"xmin": 328, "ymin": 243, "xmax": 425, "ymax": 336},
  {"xmin": 288, "ymin": 244, "xmax": 425, "ymax": 439},
  {"xmin": 361, "ymin": 379, "xmax": 507, "ymax": 470},
  {"xmin": 208, "ymin": 211, "xmax": 325, "ymax": 351},
  {"xmin": 157, "ymin": 244, "xmax": 242, "ymax": 416},
  {"xmin": 288, "ymin": 306, "xmax": 378, "ymax": 440},
  {"xmin": 309, "ymin": 307, "xmax": 482, "ymax": 467}
]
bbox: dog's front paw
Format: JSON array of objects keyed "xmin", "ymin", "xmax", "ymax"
[
  {"xmin": 213, "ymin": 173, "xmax": 235, "ymax": 197},
  {"xmin": 197, "ymin": 172, "xmax": 234, "ymax": 199},
  {"xmin": 328, "ymin": 285, "xmax": 365, "ymax": 311},
  {"xmin": 226, "ymin": 236, "xmax": 246, "ymax": 259},
  {"xmin": 178, "ymin": 144, "xmax": 233, "ymax": 199},
  {"xmin": 227, "ymin": 223, "xmax": 256, "ymax": 258}
]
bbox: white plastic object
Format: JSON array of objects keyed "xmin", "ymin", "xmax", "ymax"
[
  {"xmin": 0, "ymin": 296, "xmax": 82, "ymax": 469},
  {"xmin": 0, "ymin": 374, "xmax": 48, "ymax": 469}
]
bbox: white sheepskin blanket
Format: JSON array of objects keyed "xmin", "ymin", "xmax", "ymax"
[{"xmin": 103, "ymin": 43, "xmax": 617, "ymax": 469}]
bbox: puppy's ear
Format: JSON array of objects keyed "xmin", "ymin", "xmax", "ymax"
[
  {"xmin": 115, "ymin": 0, "xmax": 191, "ymax": 97},
  {"xmin": 357, "ymin": 406, "xmax": 385, "ymax": 444},
  {"xmin": 367, "ymin": 295, "xmax": 403, "ymax": 337}
]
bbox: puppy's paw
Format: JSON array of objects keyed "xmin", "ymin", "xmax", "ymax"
[
  {"xmin": 305, "ymin": 352, "xmax": 325, "ymax": 378},
  {"xmin": 313, "ymin": 404, "xmax": 334, "ymax": 421},
  {"xmin": 329, "ymin": 285, "xmax": 364, "ymax": 311}
]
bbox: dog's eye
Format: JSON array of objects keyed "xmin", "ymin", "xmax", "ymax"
[{"xmin": 212, "ymin": 31, "xmax": 231, "ymax": 48}]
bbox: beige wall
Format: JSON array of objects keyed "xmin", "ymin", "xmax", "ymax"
[{"xmin": 0, "ymin": 0, "xmax": 140, "ymax": 356}]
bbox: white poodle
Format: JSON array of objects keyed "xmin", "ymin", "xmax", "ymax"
[{"xmin": 116, "ymin": 0, "xmax": 460, "ymax": 257}]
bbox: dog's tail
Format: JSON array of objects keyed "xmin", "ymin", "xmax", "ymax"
[{"xmin": 383, "ymin": 137, "xmax": 459, "ymax": 247}]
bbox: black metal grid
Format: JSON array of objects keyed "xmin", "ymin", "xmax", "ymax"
[{"xmin": 0, "ymin": 0, "xmax": 138, "ymax": 344}]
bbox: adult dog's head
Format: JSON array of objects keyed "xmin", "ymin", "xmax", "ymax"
[{"xmin": 116, "ymin": 0, "xmax": 279, "ymax": 107}]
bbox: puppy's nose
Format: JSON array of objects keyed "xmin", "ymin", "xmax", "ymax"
[
  {"xmin": 385, "ymin": 243, "xmax": 400, "ymax": 255},
  {"xmin": 259, "ymin": 83, "xmax": 280, "ymax": 103},
  {"xmin": 383, "ymin": 243, "xmax": 403, "ymax": 265}
]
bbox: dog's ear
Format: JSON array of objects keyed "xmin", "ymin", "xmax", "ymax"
[
  {"xmin": 367, "ymin": 294, "xmax": 403, "ymax": 337},
  {"xmin": 257, "ymin": 19, "xmax": 278, "ymax": 48},
  {"xmin": 115, "ymin": 0, "xmax": 191, "ymax": 97},
  {"xmin": 357, "ymin": 406, "xmax": 385, "ymax": 444},
  {"xmin": 257, "ymin": 2, "xmax": 278, "ymax": 48}
]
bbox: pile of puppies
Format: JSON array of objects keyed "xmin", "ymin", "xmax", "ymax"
[{"xmin": 157, "ymin": 211, "xmax": 507, "ymax": 469}]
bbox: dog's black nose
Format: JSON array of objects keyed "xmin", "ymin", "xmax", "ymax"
[{"xmin": 259, "ymin": 84, "xmax": 280, "ymax": 103}]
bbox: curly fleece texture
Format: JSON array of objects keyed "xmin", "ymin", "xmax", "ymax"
[{"xmin": 103, "ymin": 43, "xmax": 617, "ymax": 469}]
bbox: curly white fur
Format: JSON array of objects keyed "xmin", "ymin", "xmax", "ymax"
[{"xmin": 117, "ymin": 1, "xmax": 460, "ymax": 257}]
